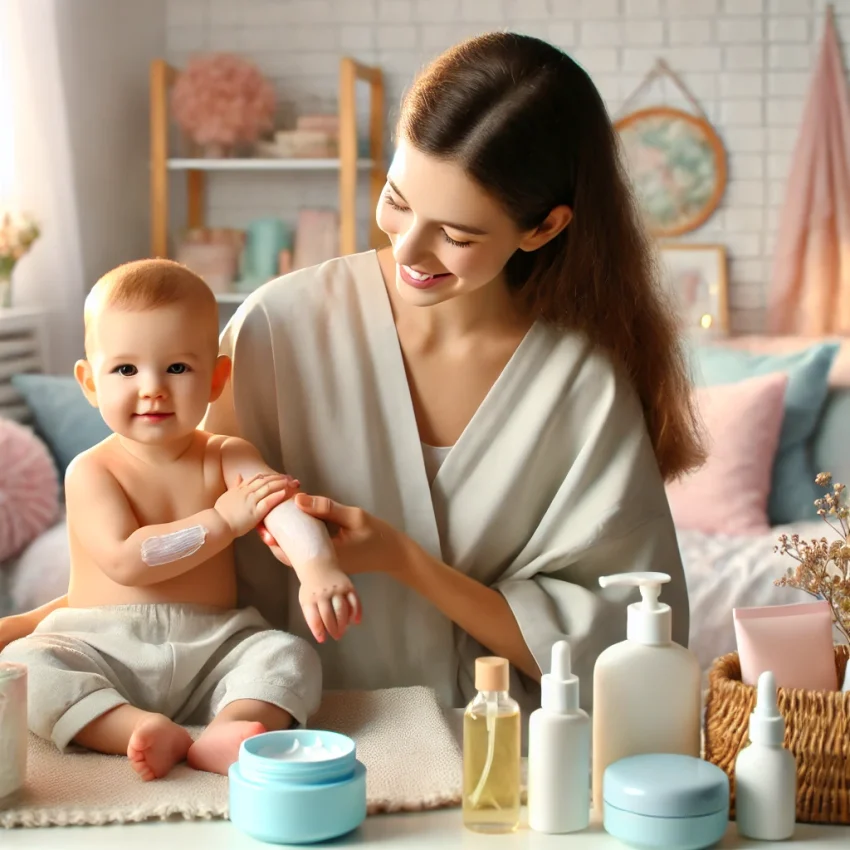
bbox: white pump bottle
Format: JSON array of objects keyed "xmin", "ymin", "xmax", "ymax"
[
  {"xmin": 735, "ymin": 670, "xmax": 796, "ymax": 840},
  {"xmin": 591, "ymin": 572, "xmax": 701, "ymax": 814},
  {"xmin": 527, "ymin": 641, "xmax": 590, "ymax": 833}
]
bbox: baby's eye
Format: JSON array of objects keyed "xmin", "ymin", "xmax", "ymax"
[
  {"xmin": 167, "ymin": 363, "xmax": 189, "ymax": 374},
  {"xmin": 114, "ymin": 364, "xmax": 137, "ymax": 377}
]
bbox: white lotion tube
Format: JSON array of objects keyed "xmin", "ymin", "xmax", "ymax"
[{"xmin": 527, "ymin": 641, "xmax": 590, "ymax": 833}]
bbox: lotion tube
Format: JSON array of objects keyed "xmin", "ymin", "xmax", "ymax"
[{"xmin": 733, "ymin": 601, "xmax": 837, "ymax": 691}]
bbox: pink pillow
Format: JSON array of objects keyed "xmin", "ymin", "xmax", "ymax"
[
  {"xmin": 0, "ymin": 418, "xmax": 60, "ymax": 562},
  {"xmin": 666, "ymin": 372, "xmax": 788, "ymax": 535}
]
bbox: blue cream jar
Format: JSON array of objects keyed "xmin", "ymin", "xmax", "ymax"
[
  {"xmin": 603, "ymin": 754, "xmax": 729, "ymax": 850},
  {"xmin": 229, "ymin": 729, "xmax": 367, "ymax": 845}
]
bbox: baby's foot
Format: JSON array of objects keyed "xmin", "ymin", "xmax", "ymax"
[
  {"xmin": 187, "ymin": 720, "xmax": 266, "ymax": 775},
  {"xmin": 127, "ymin": 715, "xmax": 193, "ymax": 781}
]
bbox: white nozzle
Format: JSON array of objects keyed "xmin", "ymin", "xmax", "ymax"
[
  {"xmin": 598, "ymin": 572, "xmax": 672, "ymax": 645},
  {"xmin": 750, "ymin": 670, "xmax": 785, "ymax": 747},
  {"xmin": 551, "ymin": 640, "xmax": 571, "ymax": 680},
  {"xmin": 598, "ymin": 572, "xmax": 670, "ymax": 607},
  {"xmin": 541, "ymin": 640, "xmax": 579, "ymax": 714}
]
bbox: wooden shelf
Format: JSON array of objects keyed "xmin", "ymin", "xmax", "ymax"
[
  {"xmin": 166, "ymin": 158, "xmax": 376, "ymax": 171},
  {"xmin": 150, "ymin": 56, "xmax": 387, "ymax": 258}
]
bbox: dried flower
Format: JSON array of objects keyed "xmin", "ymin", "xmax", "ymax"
[
  {"xmin": 774, "ymin": 472, "xmax": 850, "ymax": 644},
  {"xmin": 171, "ymin": 53, "xmax": 276, "ymax": 150},
  {"xmin": 0, "ymin": 210, "xmax": 40, "ymax": 279}
]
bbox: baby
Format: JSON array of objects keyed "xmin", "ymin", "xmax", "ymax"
[{"xmin": 0, "ymin": 259, "xmax": 360, "ymax": 780}]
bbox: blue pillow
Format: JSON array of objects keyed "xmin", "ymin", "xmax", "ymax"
[
  {"xmin": 10, "ymin": 373, "xmax": 111, "ymax": 477},
  {"xmin": 689, "ymin": 342, "xmax": 840, "ymax": 525},
  {"xmin": 813, "ymin": 388, "xmax": 850, "ymax": 491}
]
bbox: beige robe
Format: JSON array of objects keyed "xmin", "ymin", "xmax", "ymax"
[{"xmin": 204, "ymin": 250, "xmax": 689, "ymax": 714}]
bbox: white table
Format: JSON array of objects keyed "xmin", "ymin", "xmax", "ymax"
[{"xmin": 3, "ymin": 808, "xmax": 850, "ymax": 848}]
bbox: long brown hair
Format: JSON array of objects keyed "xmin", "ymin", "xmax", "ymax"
[{"xmin": 398, "ymin": 32, "xmax": 705, "ymax": 480}]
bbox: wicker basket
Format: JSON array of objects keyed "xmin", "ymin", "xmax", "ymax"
[{"xmin": 704, "ymin": 646, "xmax": 850, "ymax": 824}]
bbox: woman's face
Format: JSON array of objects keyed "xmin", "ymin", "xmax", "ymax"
[{"xmin": 375, "ymin": 139, "xmax": 530, "ymax": 307}]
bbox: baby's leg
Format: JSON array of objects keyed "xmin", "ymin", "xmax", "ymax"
[
  {"xmin": 75, "ymin": 705, "xmax": 192, "ymax": 782},
  {"xmin": 187, "ymin": 699, "xmax": 291, "ymax": 775},
  {"xmin": 179, "ymin": 609, "xmax": 322, "ymax": 775}
]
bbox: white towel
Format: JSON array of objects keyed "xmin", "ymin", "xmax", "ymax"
[{"xmin": 0, "ymin": 686, "xmax": 462, "ymax": 828}]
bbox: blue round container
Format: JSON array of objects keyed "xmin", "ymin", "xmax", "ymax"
[
  {"xmin": 229, "ymin": 729, "xmax": 367, "ymax": 845},
  {"xmin": 603, "ymin": 754, "xmax": 729, "ymax": 850}
]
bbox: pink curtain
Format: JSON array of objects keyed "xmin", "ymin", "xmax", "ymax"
[{"xmin": 768, "ymin": 6, "xmax": 850, "ymax": 336}]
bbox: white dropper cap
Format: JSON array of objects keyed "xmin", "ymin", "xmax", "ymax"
[
  {"xmin": 749, "ymin": 670, "xmax": 785, "ymax": 747},
  {"xmin": 598, "ymin": 572, "xmax": 672, "ymax": 646},
  {"xmin": 541, "ymin": 640, "xmax": 579, "ymax": 715}
]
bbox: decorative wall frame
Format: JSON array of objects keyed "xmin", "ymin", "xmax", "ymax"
[
  {"xmin": 658, "ymin": 242, "xmax": 730, "ymax": 336},
  {"xmin": 616, "ymin": 107, "xmax": 727, "ymax": 238}
]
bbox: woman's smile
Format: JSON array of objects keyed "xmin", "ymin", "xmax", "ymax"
[{"xmin": 399, "ymin": 263, "xmax": 454, "ymax": 289}]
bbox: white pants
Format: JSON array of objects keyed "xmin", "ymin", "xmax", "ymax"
[{"xmin": 0, "ymin": 603, "xmax": 322, "ymax": 751}]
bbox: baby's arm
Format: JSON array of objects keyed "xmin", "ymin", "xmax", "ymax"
[
  {"xmin": 219, "ymin": 436, "xmax": 361, "ymax": 642},
  {"xmin": 65, "ymin": 454, "xmax": 291, "ymax": 587},
  {"xmin": 0, "ymin": 595, "xmax": 68, "ymax": 651}
]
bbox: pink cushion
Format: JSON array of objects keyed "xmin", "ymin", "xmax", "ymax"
[
  {"xmin": 0, "ymin": 418, "xmax": 60, "ymax": 562},
  {"xmin": 666, "ymin": 372, "xmax": 789, "ymax": 535}
]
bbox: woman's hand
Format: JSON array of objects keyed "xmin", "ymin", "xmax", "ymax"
[{"xmin": 257, "ymin": 493, "xmax": 412, "ymax": 577}]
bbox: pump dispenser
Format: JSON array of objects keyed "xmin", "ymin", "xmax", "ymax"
[
  {"xmin": 528, "ymin": 641, "xmax": 590, "ymax": 833},
  {"xmin": 592, "ymin": 572, "xmax": 701, "ymax": 814},
  {"xmin": 734, "ymin": 671, "xmax": 796, "ymax": 840}
]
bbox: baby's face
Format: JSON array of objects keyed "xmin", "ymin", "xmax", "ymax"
[{"xmin": 84, "ymin": 304, "xmax": 222, "ymax": 444}]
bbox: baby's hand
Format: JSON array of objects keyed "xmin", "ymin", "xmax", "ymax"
[
  {"xmin": 215, "ymin": 473, "xmax": 300, "ymax": 538},
  {"xmin": 298, "ymin": 559, "xmax": 362, "ymax": 643}
]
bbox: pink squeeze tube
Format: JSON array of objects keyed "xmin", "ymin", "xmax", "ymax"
[{"xmin": 733, "ymin": 601, "xmax": 837, "ymax": 692}]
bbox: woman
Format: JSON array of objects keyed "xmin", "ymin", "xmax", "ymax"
[{"xmin": 203, "ymin": 31, "xmax": 704, "ymax": 714}]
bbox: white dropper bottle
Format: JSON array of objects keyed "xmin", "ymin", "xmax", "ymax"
[
  {"xmin": 735, "ymin": 670, "xmax": 796, "ymax": 841},
  {"xmin": 527, "ymin": 640, "xmax": 590, "ymax": 834}
]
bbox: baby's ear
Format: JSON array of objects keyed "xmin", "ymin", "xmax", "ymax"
[
  {"xmin": 74, "ymin": 360, "xmax": 99, "ymax": 408},
  {"xmin": 209, "ymin": 355, "xmax": 232, "ymax": 402}
]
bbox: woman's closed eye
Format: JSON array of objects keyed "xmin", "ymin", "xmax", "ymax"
[{"xmin": 383, "ymin": 192, "xmax": 472, "ymax": 248}]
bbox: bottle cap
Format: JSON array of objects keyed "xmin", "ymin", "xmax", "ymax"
[
  {"xmin": 475, "ymin": 656, "xmax": 509, "ymax": 692},
  {"xmin": 749, "ymin": 670, "xmax": 785, "ymax": 747},
  {"xmin": 541, "ymin": 640, "xmax": 580, "ymax": 714},
  {"xmin": 598, "ymin": 572, "xmax": 672, "ymax": 645}
]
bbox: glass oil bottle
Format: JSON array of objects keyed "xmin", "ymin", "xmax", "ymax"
[{"xmin": 462, "ymin": 656, "xmax": 521, "ymax": 833}]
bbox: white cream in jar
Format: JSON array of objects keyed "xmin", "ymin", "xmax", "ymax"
[{"xmin": 257, "ymin": 735, "xmax": 347, "ymax": 762}]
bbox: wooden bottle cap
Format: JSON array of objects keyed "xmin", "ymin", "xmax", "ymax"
[{"xmin": 475, "ymin": 656, "xmax": 509, "ymax": 692}]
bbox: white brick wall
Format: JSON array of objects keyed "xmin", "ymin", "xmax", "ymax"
[{"xmin": 166, "ymin": 0, "xmax": 842, "ymax": 332}]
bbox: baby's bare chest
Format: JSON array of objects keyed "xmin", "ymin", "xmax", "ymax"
[{"xmin": 113, "ymin": 458, "xmax": 226, "ymax": 526}]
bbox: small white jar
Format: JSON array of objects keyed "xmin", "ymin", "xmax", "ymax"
[{"xmin": 0, "ymin": 662, "xmax": 27, "ymax": 807}]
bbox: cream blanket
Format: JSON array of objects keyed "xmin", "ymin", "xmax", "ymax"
[{"xmin": 0, "ymin": 687, "xmax": 462, "ymax": 828}]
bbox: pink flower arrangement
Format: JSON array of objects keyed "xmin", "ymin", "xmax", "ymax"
[{"xmin": 171, "ymin": 53, "xmax": 276, "ymax": 154}]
